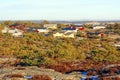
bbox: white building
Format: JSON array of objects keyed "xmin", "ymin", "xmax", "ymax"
[
  {"xmin": 62, "ymin": 27, "xmax": 78, "ymax": 33},
  {"xmin": 2, "ymin": 27, "xmax": 9, "ymax": 33},
  {"xmin": 63, "ymin": 32, "xmax": 75, "ymax": 38},
  {"xmin": 12, "ymin": 32, "xmax": 23, "ymax": 37},
  {"xmin": 93, "ymin": 26, "xmax": 106, "ymax": 29},
  {"xmin": 44, "ymin": 24, "xmax": 57, "ymax": 29},
  {"xmin": 53, "ymin": 31, "xmax": 75, "ymax": 38},
  {"xmin": 53, "ymin": 32, "xmax": 64, "ymax": 37},
  {"xmin": 62, "ymin": 30, "xmax": 78, "ymax": 33},
  {"xmin": 85, "ymin": 22, "xmax": 101, "ymax": 25},
  {"xmin": 2, "ymin": 27, "xmax": 20, "ymax": 34},
  {"xmin": 2, "ymin": 27, "xmax": 23, "ymax": 37},
  {"xmin": 36, "ymin": 28, "xmax": 49, "ymax": 33}
]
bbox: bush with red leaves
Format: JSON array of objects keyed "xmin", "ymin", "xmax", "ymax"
[
  {"xmin": 4, "ymin": 74, "xmax": 24, "ymax": 78},
  {"xmin": 16, "ymin": 67, "xmax": 26, "ymax": 70},
  {"xmin": 32, "ymin": 75, "xmax": 51, "ymax": 80}
]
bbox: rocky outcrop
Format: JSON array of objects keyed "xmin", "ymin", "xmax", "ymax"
[{"xmin": 0, "ymin": 66, "xmax": 81, "ymax": 80}]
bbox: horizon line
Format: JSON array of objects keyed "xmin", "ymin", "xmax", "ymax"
[{"xmin": 0, "ymin": 19, "xmax": 120, "ymax": 22}]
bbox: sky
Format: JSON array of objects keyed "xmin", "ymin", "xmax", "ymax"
[{"xmin": 0, "ymin": 0, "xmax": 120, "ymax": 20}]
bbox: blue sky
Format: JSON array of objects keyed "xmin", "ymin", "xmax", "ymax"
[{"xmin": 0, "ymin": 0, "xmax": 120, "ymax": 20}]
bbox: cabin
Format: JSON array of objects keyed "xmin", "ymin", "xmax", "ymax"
[
  {"xmin": 62, "ymin": 27, "xmax": 78, "ymax": 33},
  {"xmin": 62, "ymin": 23, "xmax": 72, "ymax": 26},
  {"xmin": 53, "ymin": 32, "xmax": 64, "ymax": 38},
  {"xmin": 44, "ymin": 24, "xmax": 57, "ymax": 29},
  {"xmin": 87, "ymin": 32, "xmax": 105, "ymax": 38},
  {"xmin": 9, "ymin": 23, "xmax": 25, "ymax": 31},
  {"xmin": 12, "ymin": 32, "xmax": 23, "ymax": 37},
  {"xmin": 8, "ymin": 28, "xmax": 20, "ymax": 34},
  {"xmin": 27, "ymin": 27, "xmax": 49, "ymax": 33},
  {"xmin": 85, "ymin": 22, "xmax": 101, "ymax": 26},
  {"xmin": 106, "ymin": 22, "xmax": 116, "ymax": 25},
  {"xmin": 93, "ymin": 26, "xmax": 106, "ymax": 30},
  {"xmin": 2, "ymin": 27, "xmax": 20, "ymax": 34},
  {"xmin": 36, "ymin": 28, "xmax": 49, "ymax": 33},
  {"xmin": 10, "ymin": 23, "xmax": 20, "ymax": 28},
  {"xmin": 64, "ymin": 32, "xmax": 75, "ymax": 38},
  {"xmin": 74, "ymin": 24, "xmax": 85, "ymax": 31},
  {"xmin": 53, "ymin": 31, "xmax": 75, "ymax": 38},
  {"xmin": 113, "ymin": 42, "xmax": 120, "ymax": 50},
  {"xmin": 2, "ymin": 26, "xmax": 23, "ymax": 37},
  {"xmin": 26, "ymin": 27, "xmax": 36, "ymax": 32},
  {"xmin": 1, "ymin": 26, "xmax": 9, "ymax": 33}
]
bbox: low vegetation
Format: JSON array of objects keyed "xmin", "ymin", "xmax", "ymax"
[{"xmin": 0, "ymin": 21, "xmax": 120, "ymax": 68}]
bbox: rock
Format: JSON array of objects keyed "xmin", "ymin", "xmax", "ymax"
[{"xmin": 4, "ymin": 78, "xmax": 27, "ymax": 80}]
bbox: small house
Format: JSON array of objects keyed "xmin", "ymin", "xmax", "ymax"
[
  {"xmin": 8, "ymin": 28, "xmax": 20, "ymax": 34},
  {"xmin": 2, "ymin": 26, "xmax": 23, "ymax": 37},
  {"xmin": 87, "ymin": 32, "xmax": 105, "ymax": 38},
  {"xmin": 12, "ymin": 32, "xmax": 23, "ymax": 37},
  {"xmin": 113, "ymin": 42, "xmax": 120, "ymax": 50},
  {"xmin": 93, "ymin": 26, "xmax": 106, "ymax": 30},
  {"xmin": 1, "ymin": 26, "xmax": 9, "ymax": 33},
  {"xmin": 63, "ymin": 32, "xmax": 75, "ymax": 38},
  {"xmin": 9, "ymin": 23, "xmax": 25, "ymax": 31},
  {"xmin": 27, "ymin": 27, "xmax": 49, "ymax": 33},
  {"xmin": 36, "ymin": 28, "xmax": 49, "ymax": 33},
  {"xmin": 53, "ymin": 32, "xmax": 64, "ymax": 38},
  {"xmin": 53, "ymin": 31, "xmax": 75, "ymax": 38},
  {"xmin": 85, "ymin": 22, "xmax": 101, "ymax": 26},
  {"xmin": 62, "ymin": 23, "xmax": 72, "ymax": 26},
  {"xmin": 44, "ymin": 24, "xmax": 57, "ymax": 29},
  {"xmin": 2, "ymin": 27, "xmax": 20, "ymax": 34},
  {"xmin": 10, "ymin": 23, "xmax": 20, "ymax": 29},
  {"xmin": 26, "ymin": 27, "xmax": 36, "ymax": 32},
  {"xmin": 74, "ymin": 24, "xmax": 85, "ymax": 31},
  {"xmin": 62, "ymin": 27, "xmax": 78, "ymax": 33}
]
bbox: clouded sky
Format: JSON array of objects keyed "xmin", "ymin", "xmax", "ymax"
[{"xmin": 0, "ymin": 0, "xmax": 120, "ymax": 20}]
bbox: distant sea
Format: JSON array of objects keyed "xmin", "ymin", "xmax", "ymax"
[{"xmin": 0, "ymin": 20, "xmax": 120, "ymax": 24}]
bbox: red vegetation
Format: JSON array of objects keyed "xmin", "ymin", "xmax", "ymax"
[
  {"xmin": 39, "ymin": 60, "xmax": 120, "ymax": 77},
  {"xmin": 32, "ymin": 75, "xmax": 51, "ymax": 80},
  {"xmin": 4, "ymin": 74, "xmax": 24, "ymax": 78},
  {"xmin": 114, "ymin": 77, "xmax": 120, "ymax": 80},
  {"xmin": 39, "ymin": 60, "xmax": 101, "ymax": 73},
  {"xmin": 15, "ymin": 67, "xmax": 26, "ymax": 70}
]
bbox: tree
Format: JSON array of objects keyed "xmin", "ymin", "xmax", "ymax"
[
  {"xmin": 42, "ymin": 20, "xmax": 50, "ymax": 24},
  {"xmin": 4, "ymin": 21, "xmax": 13, "ymax": 26}
]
